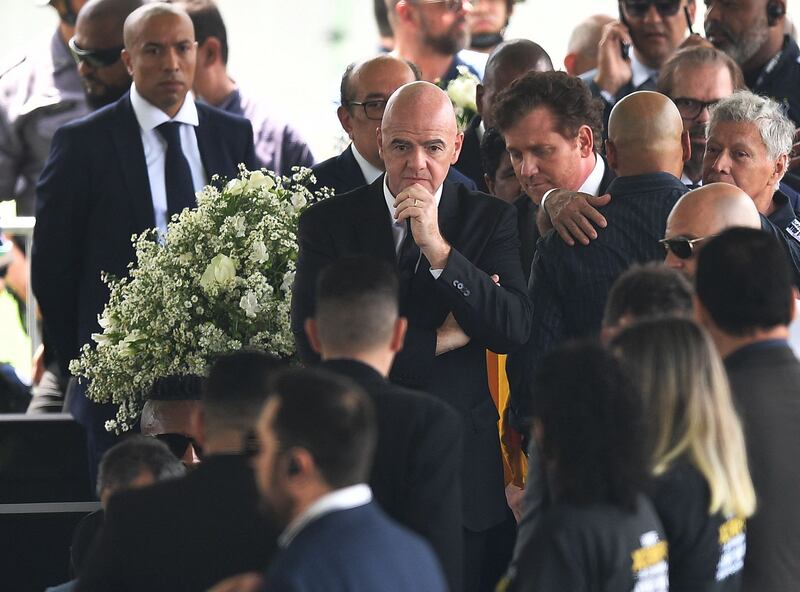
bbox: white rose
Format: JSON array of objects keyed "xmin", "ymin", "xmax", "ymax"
[
  {"xmin": 225, "ymin": 178, "xmax": 245, "ymax": 196},
  {"xmin": 290, "ymin": 192, "xmax": 307, "ymax": 212},
  {"xmin": 97, "ymin": 314, "xmax": 114, "ymax": 331},
  {"xmin": 281, "ymin": 270, "xmax": 295, "ymax": 293},
  {"xmin": 447, "ymin": 76, "xmax": 478, "ymax": 112},
  {"xmin": 92, "ymin": 332, "xmax": 111, "ymax": 348},
  {"xmin": 246, "ymin": 170, "xmax": 275, "ymax": 192},
  {"xmin": 239, "ymin": 291, "xmax": 262, "ymax": 318},
  {"xmin": 250, "ymin": 240, "xmax": 269, "ymax": 264},
  {"xmin": 230, "ymin": 215, "xmax": 246, "ymax": 237},
  {"xmin": 200, "ymin": 254, "xmax": 237, "ymax": 290}
]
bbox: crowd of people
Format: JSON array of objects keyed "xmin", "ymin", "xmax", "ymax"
[{"xmin": 2, "ymin": 0, "xmax": 800, "ymax": 590}]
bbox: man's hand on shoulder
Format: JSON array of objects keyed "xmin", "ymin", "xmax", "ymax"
[
  {"xmin": 542, "ymin": 189, "xmax": 611, "ymax": 246},
  {"xmin": 435, "ymin": 312, "xmax": 470, "ymax": 355},
  {"xmin": 394, "ymin": 183, "xmax": 451, "ymax": 268}
]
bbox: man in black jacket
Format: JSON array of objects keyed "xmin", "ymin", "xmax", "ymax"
[
  {"xmin": 304, "ymin": 256, "xmax": 463, "ymax": 592},
  {"xmin": 76, "ymin": 351, "xmax": 284, "ymax": 592}
]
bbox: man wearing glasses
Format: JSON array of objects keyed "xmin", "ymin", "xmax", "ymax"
[
  {"xmin": 312, "ymin": 55, "xmax": 475, "ymax": 195},
  {"xmin": 0, "ymin": 0, "xmax": 89, "ymax": 215},
  {"xmin": 386, "ymin": 0, "xmax": 479, "ymax": 85},
  {"xmin": 582, "ymin": 0, "xmax": 696, "ymax": 130}
]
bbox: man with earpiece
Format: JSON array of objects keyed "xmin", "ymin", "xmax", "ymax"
[{"xmin": 705, "ymin": 0, "xmax": 800, "ymax": 126}]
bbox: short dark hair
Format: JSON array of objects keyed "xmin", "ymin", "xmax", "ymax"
[
  {"xmin": 533, "ymin": 341, "xmax": 648, "ymax": 510},
  {"xmin": 268, "ymin": 368, "xmax": 376, "ymax": 489},
  {"xmin": 339, "ymin": 57, "xmax": 422, "ymax": 107},
  {"xmin": 603, "ymin": 263, "xmax": 694, "ymax": 328},
  {"xmin": 204, "ymin": 350, "xmax": 286, "ymax": 433},
  {"xmin": 696, "ymin": 228, "xmax": 794, "ymax": 336},
  {"xmin": 171, "ymin": 0, "xmax": 228, "ymax": 64},
  {"xmin": 316, "ymin": 256, "xmax": 400, "ymax": 353},
  {"xmin": 96, "ymin": 435, "xmax": 185, "ymax": 497},
  {"xmin": 479, "ymin": 127, "xmax": 508, "ymax": 181},
  {"xmin": 657, "ymin": 46, "xmax": 745, "ymax": 97},
  {"xmin": 374, "ymin": 0, "xmax": 393, "ymax": 38},
  {"xmin": 493, "ymin": 71, "xmax": 603, "ymax": 145}
]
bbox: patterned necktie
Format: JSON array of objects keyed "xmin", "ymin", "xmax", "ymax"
[{"xmin": 156, "ymin": 121, "xmax": 197, "ymax": 218}]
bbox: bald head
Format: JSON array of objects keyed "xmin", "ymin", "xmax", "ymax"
[
  {"xmin": 607, "ymin": 91, "xmax": 687, "ymax": 177},
  {"xmin": 664, "ymin": 182, "xmax": 761, "ymax": 277},
  {"xmin": 479, "ymin": 39, "xmax": 553, "ymax": 127},
  {"xmin": 565, "ymin": 15, "xmax": 615, "ymax": 76},
  {"xmin": 124, "ymin": 2, "xmax": 194, "ymax": 48},
  {"xmin": 379, "ymin": 81, "xmax": 462, "ymax": 196}
]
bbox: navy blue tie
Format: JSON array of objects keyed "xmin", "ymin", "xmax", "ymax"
[{"xmin": 156, "ymin": 121, "xmax": 197, "ymax": 218}]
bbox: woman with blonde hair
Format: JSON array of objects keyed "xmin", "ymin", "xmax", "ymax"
[{"xmin": 611, "ymin": 316, "xmax": 756, "ymax": 591}]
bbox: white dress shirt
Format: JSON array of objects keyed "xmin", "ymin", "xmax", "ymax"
[
  {"xmin": 351, "ymin": 144, "xmax": 383, "ymax": 185},
  {"xmin": 383, "ymin": 176, "xmax": 445, "ymax": 277},
  {"xmin": 129, "ymin": 84, "xmax": 207, "ymax": 234},
  {"xmin": 278, "ymin": 483, "xmax": 373, "ymax": 549}
]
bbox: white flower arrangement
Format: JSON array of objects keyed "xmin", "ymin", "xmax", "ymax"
[
  {"xmin": 445, "ymin": 65, "xmax": 480, "ymax": 132},
  {"xmin": 69, "ymin": 166, "xmax": 329, "ymax": 433}
]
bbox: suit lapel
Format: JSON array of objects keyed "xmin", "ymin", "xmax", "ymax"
[
  {"xmin": 356, "ymin": 176, "xmax": 397, "ymax": 264},
  {"xmin": 340, "ymin": 146, "xmax": 367, "ymax": 187},
  {"xmin": 111, "ymin": 96, "xmax": 155, "ymax": 231},
  {"xmin": 195, "ymin": 105, "xmax": 227, "ymax": 184},
  {"xmin": 598, "ymin": 154, "xmax": 617, "ymax": 195}
]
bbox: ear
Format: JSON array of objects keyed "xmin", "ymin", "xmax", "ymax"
[
  {"xmin": 451, "ymin": 131, "xmax": 464, "ymax": 163},
  {"xmin": 121, "ymin": 48, "xmax": 133, "ymax": 76},
  {"xmin": 337, "ymin": 105, "xmax": 354, "ymax": 137},
  {"xmin": 605, "ymin": 139, "xmax": 618, "ymax": 170},
  {"xmin": 686, "ymin": 0, "xmax": 696, "ymax": 27},
  {"xmin": 199, "ymin": 37, "xmax": 222, "ymax": 67},
  {"xmin": 189, "ymin": 405, "xmax": 206, "ymax": 447},
  {"xmin": 484, "ymin": 173, "xmax": 496, "ymax": 196},
  {"xmin": 377, "ymin": 126, "xmax": 385, "ymax": 161},
  {"xmin": 475, "ymin": 84, "xmax": 485, "ymax": 119},
  {"xmin": 681, "ymin": 130, "xmax": 692, "ymax": 164},
  {"xmin": 285, "ymin": 448, "xmax": 315, "ymax": 484},
  {"xmin": 577, "ymin": 125, "xmax": 594, "ymax": 158},
  {"xmin": 390, "ymin": 317, "xmax": 408, "ymax": 353},
  {"xmin": 772, "ymin": 153, "xmax": 789, "ymax": 184},
  {"xmin": 304, "ymin": 318, "xmax": 322, "ymax": 354},
  {"xmin": 396, "ymin": 0, "xmax": 417, "ymax": 26},
  {"xmin": 563, "ymin": 53, "xmax": 577, "ymax": 76},
  {"xmin": 791, "ymin": 290, "xmax": 798, "ymax": 322}
]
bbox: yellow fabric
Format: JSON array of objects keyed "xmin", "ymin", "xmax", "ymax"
[{"xmin": 487, "ymin": 351, "xmax": 527, "ymax": 487}]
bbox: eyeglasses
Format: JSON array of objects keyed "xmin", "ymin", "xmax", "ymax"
[
  {"xmin": 154, "ymin": 432, "xmax": 203, "ymax": 460},
  {"xmin": 413, "ymin": 0, "xmax": 469, "ymax": 12},
  {"xmin": 68, "ymin": 36, "xmax": 123, "ymax": 68},
  {"xmin": 622, "ymin": 0, "xmax": 682, "ymax": 18},
  {"xmin": 347, "ymin": 99, "xmax": 388, "ymax": 121},
  {"xmin": 659, "ymin": 235, "xmax": 714, "ymax": 259},
  {"xmin": 672, "ymin": 97, "xmax": 720, "ymax": 120}
]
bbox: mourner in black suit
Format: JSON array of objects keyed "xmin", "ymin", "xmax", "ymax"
[
  {"xmin": 696, "ymin": 228, "xmax": 800, "ymax": 592},
  {"xmin": 454, "ymin": 39, "xmax": 553, "ymax": 192},
  {"xmin": 507, "ymin": 91, "xmax": 690, "ymax": 429},
  {"xmin": 305, "ymin": 257, "xmax": 463, "ymax": 591},
  {"xmin": 31, "ymin": 4, "xmax": 256, "ymax": 473},
  {"xmin": 76, "ymin": 351, "xmax": 284, "ymax": 592},
  {"xmin": 292, "ymin": 82, "xmax": 531, "ymax": 592}
]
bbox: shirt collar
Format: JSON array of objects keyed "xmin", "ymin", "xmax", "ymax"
[
  {"xmin": 351, "ymin": 144, "xmax": 384, "ymax": 185},
  {"xmin": 383, "ymin": 174, "xmax": 444, "ymax": 223},
  {"xmin": 578, "ymin": 154, "xmax": 605, "ymax": 197},
  {"xmin": 129, "ymin": 83, "xmax": 199, "ymax": 131},
  {"xmin": 630, "ymin": 51, "xmax": 658, "ymax": 88},
  {"xmin": 278, "ymin": 484, "xmax": 372, "ymax": 548}
]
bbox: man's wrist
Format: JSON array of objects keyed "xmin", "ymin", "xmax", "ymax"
[
  {"xmin": 540, "ymin": 188, "xmax": 557, "ymax": 217},
  {"xmin": 424, "ymin": 240, "xmax": 451, "ymax": 270}
]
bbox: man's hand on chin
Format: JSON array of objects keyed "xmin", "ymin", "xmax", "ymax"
[
  {"xmin": 435, "ymin": 312, "xmax": 470, "ymax": 355},
  {"xmin": 541, "ymin": 189, "xmax": 611, "ymax": 246},
  {"xmin": 394, "ymin": 183, "xmax": 451, "ymax": 269}
]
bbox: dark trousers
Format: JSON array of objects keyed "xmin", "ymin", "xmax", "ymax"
[{"xmin": 463, "ymin": 512, "xmax": 517, "ymax": 592}]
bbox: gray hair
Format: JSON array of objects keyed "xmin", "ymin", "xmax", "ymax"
[
  {"xmin": 97, "ymin": 435, "xmax": 186, "ymax": 497},
  {"xmin": 708, "ymin": 90, "xmax": 794, "ymax": 160}
]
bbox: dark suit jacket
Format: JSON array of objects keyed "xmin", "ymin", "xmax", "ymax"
[
  {"xmin": 32, "ymin": 93, "xmax": 256, "ymax": 427},
  {"xmin": 320, "ymin": 358, "xmax": 463, "ymax": 591},
  {"xmin": 453, "ymin": 115, "xmax": 488, "ymax": 194},
  {"xmin": 508, "ymin": 172, "xmax": 687, "ymax": 428},
  {"xmin": 725, "ymin": 341, "xmax": 800, "ymax": 592},
  {"xmin": 77, "ymin": 454, "xmax": 277, "ymax": 592},
  {"xmin": 263, "ymin": 502, "xmax": 447, "ymax": 592},
  {"xmin": 292, "ymin": 176, "xmax": 532, "ymax": 531},
  {"xmin": 311, "ymin": 144, "xmax": 477, "ymax": 196}
]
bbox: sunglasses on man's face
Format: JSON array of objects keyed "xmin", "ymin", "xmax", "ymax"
[
  {"xmin": 660, "ymin": 235, "xmax": 714, "ymax": 260},
  {"xmin": 622, "ymin": 0, "xmax": 682, "ymax": 18},
  {"xmin": 154, "ymin": 432, "xmax": 203, "ymax": 460},
  {"xmin": 68, "ymin": 36, "xmax": 124, "ymax": 68}
]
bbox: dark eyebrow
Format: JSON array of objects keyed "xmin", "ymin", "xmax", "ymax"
[
  {"xmin": 390, "ymin": 138, "xmax": 410, "ymax": 147},
  {"xmin": 423, "ymin": 139, "xmax": 446, "ymax": 147}
]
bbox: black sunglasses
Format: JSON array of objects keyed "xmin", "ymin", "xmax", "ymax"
[
  {"xmin": 68, "ymin": 36, "xmax": 124, "ymax": 68},
  {"xmin": 154, "ymin": 433, "xmax": 203, "ymax": 460},
  {"xmin": 660, "ymin": 235, "xmax": 714, "ymax": 259},
  {"xmin": 622, "ymin": 0, "xmax": 682, "ymax": 18}
]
